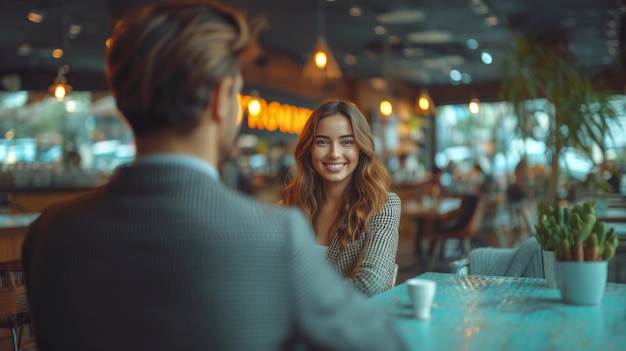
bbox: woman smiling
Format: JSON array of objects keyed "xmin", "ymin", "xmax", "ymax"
[{"xmin": 281, "ymin": 100, "xmax": 401, "ymax": 297}]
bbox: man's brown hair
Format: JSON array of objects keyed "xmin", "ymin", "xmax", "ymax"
[{"xmin": 106, "ymin": 0, "xmax": 255, "ymax": 136}]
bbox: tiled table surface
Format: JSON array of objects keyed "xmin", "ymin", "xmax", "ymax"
[{"xmin": 372, "ymin": 272, "xmax": 626, "ymax": 351}]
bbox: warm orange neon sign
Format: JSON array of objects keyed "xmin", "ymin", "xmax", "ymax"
[{"xmin": 239, "ymin": 94, "xmax": 312, "ymax": 135}]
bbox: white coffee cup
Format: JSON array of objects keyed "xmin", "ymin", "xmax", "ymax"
[{"xmin": 407, "ymin": 278, "xmax": 436, "ymax": 320}]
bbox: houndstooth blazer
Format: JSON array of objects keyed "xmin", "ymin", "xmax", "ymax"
[
  {"xmin": 22, "ymin": 160, "xmax": 407, "ymax": 351},
  {"xmin": 327, "ymin": 192, "xmax": 401, "ymax": 297}
]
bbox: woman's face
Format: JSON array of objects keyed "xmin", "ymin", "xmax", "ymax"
[{"xmin": 311, "ymin": 113, "xmax": 360, "ymax": 188}]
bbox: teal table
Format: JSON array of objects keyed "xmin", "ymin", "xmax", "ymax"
[{"xmin": 372, "ymin": 273, "xmax": 626, "ymax": 351}]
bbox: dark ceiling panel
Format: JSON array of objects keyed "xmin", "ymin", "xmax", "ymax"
[{"xmin": 0, "ymin": 0, "xmax": 621, "ymax": 91}]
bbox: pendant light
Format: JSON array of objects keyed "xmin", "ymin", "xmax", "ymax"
[
  {"xmin": 468, "ymin": 96, "xmax": 480, "ymax": 114},
  {"xmin": 416, "ymin": 88, "xmax": 435, "ymax": 116},
  {"xmin": 379, "ymin": 100, "xmax": 393, "ymax": 117},
  {"xmin": 302, "ymin": 0, "xmax": 342, "ymax": 85},
  {"xmin": 49, "ymin": 68, "xmax": 72, "ymax": 101},
  {"xmin": 48, "ymin": 0, "xmax": 72, "ymax": 101}
]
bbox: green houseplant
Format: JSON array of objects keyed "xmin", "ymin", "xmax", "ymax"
[
  {"xmin": 499, "ymin": 32, "xmax": 619, "ymax": 204},
  {"xmin": 535, "ymin": 200, "xmax": 617, "ymax": 304},
  {"xmin": 536, "ymin": 201, "xmax": 618, "ymax": 261}
]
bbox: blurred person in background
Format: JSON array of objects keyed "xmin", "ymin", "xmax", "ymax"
[
  {"xmin": 507, "ymin": 159, "xmax": 528, "ymax": 203},
  {"xmin": 603, "ymin": 158, "xmax": 622, "ymax": 193},
  {"xmin": 392, "ymin": 153, "xmax": 420, "ymax": 186}
]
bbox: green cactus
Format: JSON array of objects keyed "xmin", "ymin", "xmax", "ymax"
[
  {"xmin": 593, "ymin": 221, "xmax": 606, "ymax": 247},
  {"xmin": 571, "ymin": 203, "xmax": 584, "ymax": 218},
  {"xmin": 570, "ymin": 213, "xmax": 583, "ymax": 234},
  {"xmin": 602, "ymin": 243, "xmax": 616, "ymax": 261},
  {"xmin": 584, "ymin": 233, "xmax": 599, "ymax": 261},
  {"xmin": 549, "ymin": 235, "xmax": 561, "ymax": 253},
  {"xmin": 582, "ymin": 201, "xmax": 596, "ymax": 215},
  {"xmin": 560, "ymin": 239, "xmax": 572, "ymax": 261},
  {"xmin": 577, "ymin": 213, "xmax": 596, "ymax": 244},
  {"xmin": 535, "ymin": 201, "xmax": 617, "ymax": 262},
  {"xmin": 606, "ymin": 227, "xmax": 616, "ymax": 243}
]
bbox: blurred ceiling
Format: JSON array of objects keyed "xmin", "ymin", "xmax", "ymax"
[{"xmin": 0, "ymin": 0, "xmax": 623, "ymax": 92}]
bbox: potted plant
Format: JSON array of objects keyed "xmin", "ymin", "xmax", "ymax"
[
  {"xmin": 499, "ymin": 32, "xmax": 619, "ymax": 205},
  {"xmin": 535, "ymin": 200, "xmax": 618, "ymax": 305}
]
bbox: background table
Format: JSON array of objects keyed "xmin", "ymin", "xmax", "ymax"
[
  {"xmin": 402, "ymin": 198, "xmax": 462, "ymax": 258},
  {"xmin": 372, "ymin": 272, "xmax": 626, "ymax": 351}
]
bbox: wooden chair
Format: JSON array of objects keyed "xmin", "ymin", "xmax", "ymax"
[
  {"xmin": 0, "ymin": 261, "xmax": 30, "ymax": 351},
  {"xmin": 427, "ymin": 195, "xmax": 487, "ymax": 271}
]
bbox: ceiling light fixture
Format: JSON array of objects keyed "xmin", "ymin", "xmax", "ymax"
[
  {"xmin": 379, "ymin": 100, "xmax": 393, "ymax": 117},
  {"xmin": 416, "ymin": 89, "xmax": 436, "ymax": 116},
  {"xmin": 52, "ymin": 48, "xmax": 64, "ymax": 59},
  {"xmin": 374, "ymin": 26, "xmax": 387, "ymax": 35},
  {"xmin": 49, "ymin": 66, "xmax": 72, "ymax": 101},
  {"xmin": 68, "ymin": 23, "xmax": 82, "ymax": 38},
  {"xmin": 449, "ymin": 70, "xmax": 462, "ymax": 82},
  {"xmin": 27, "ymin": 10, "xmax": 45, "ymax": 23},
  {"xmin": 302, "ymin": 0, "xmax": 342, "ymax": 86},
  {"xmin": 16, "ymin": 43, "xmax": 32, "ymax": 56},
  {"xmin": 49, "ymin": 2, "xmax": 71, "ymax": 101},
  {"xmin": 407, "ymin": 30, "xmax": 453, "ymax": 44},
  {"xmin": 343, "ymin": 54, "xmax": 357, "ymax": 65},
  {"xmin": 403, "ymin": 48, "xmax": 415, "ymax": 58},
  {"xmin": 369, "ymin": 77, "xmax": 387, "ymax": 91},
  {"xmin": 468, "ymin": 96, "xmax": 480, "ymax": 114},
  {"xmin": 462, "ymin": 73, "xmax": 472, "ymax": 84},
  {"xmin": 466, "ymin": 38, "xmax": 479, "ymax": 50},
  {"xmin": 377, "ymin": 10, "xmax": 425, "ymax": 24},
  {"xmin": 484, "ymin": 16, "xmax": 498, "ymax": 26},
  {"xmin": 481, "ymin": 52, "xmax": 493, "ymax": 64},
  {"xmin": 349, "ymin": 6, "xmax": 362, "ymax": 17}
]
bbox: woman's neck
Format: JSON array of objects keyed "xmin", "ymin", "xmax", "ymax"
[
  {"xmin": 316, "ymin": 201, "xmax": 342, "ymax": 246},
  {"xmin": 322, "ymin": 181, "xmax": 349, "ymax": 204},
  {"xmin": 315, "ymin": 182, "xmax": 349, "ymax": 245}
]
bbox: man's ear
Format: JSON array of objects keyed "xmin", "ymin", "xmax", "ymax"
[{"xmin": 210, "ymin": 75, "xmax": 234, "ymax": 123}]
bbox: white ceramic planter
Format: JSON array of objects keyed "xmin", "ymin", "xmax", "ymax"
[
  {"xmin": 542, "ymin": 250, "xmax": 557, "ymax": 288},
  {"xmin": 556, "ymin": 261, "xmax": 608, "ymax": 305}
]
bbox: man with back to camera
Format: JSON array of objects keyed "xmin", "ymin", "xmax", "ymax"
[{"xmin": 21, "ymin": 1, "xmax": 408, "ymax": 350}]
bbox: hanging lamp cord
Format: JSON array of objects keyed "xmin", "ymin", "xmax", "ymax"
[{"xmin": 316, "ymin": 0, "xmax": 324, "ymax": 38}]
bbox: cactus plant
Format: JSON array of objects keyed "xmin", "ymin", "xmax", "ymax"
[{"xmin": 535, "ymin": 200, "xmax": 618, "ymax": 262}]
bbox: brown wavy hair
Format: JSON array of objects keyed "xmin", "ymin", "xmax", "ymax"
[
  {"xmin": 281, "ymin": 100, "xmax": 391, "ymax": 247},
  {"xmin": 106, "ymin": 0, "xmax": 259, "ymax": 137}
]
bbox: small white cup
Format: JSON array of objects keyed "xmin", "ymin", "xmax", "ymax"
[{"xmin": 407, "ymin": 278, "xmax": 436, "ymax": 320}]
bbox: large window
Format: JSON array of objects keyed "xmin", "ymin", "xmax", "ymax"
[
  {"xmin": 0, "ymin": 91, "xmax": 134, "ymax": 188},
  {"xmin": 435, "ymin": 96, "xmax": 626, "ymax": 195}
]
